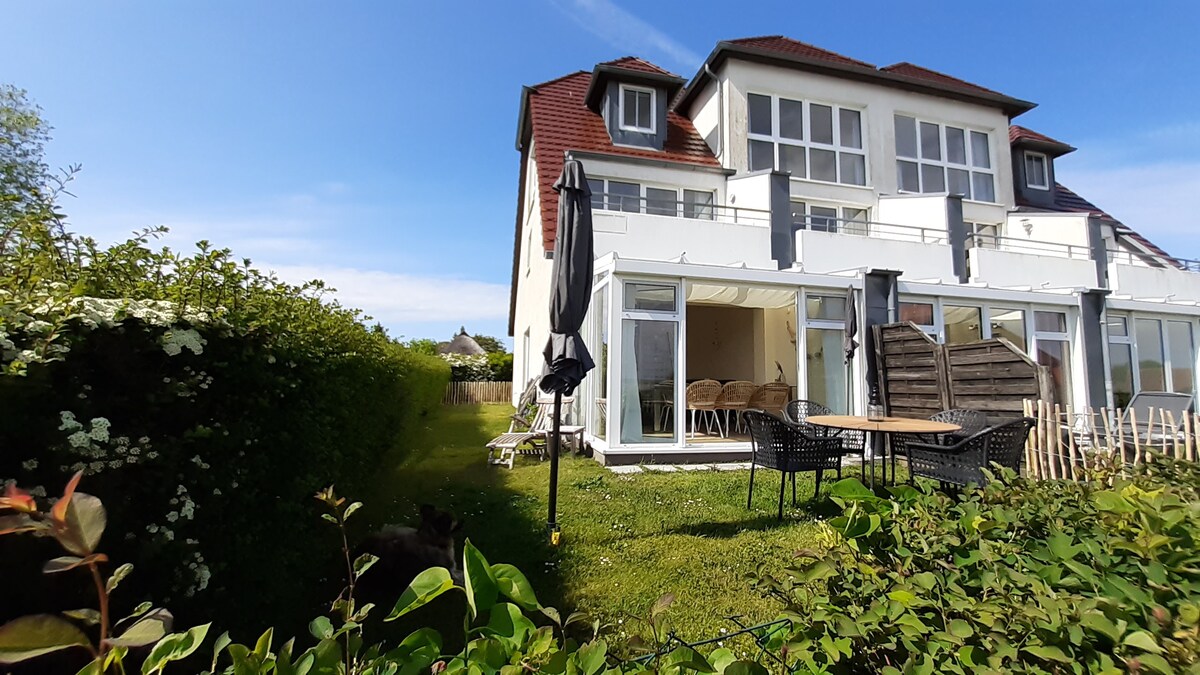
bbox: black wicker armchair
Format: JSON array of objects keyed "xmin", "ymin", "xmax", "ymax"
[
  {"xmin": 743, "ymin": 410, "xmax": 844, "ymax": 519},
  {"xmin": 906, "ymin": 417, "xmax": 1035, "ymax": 488},
  {"xmin": 892, "ymin": 409, "xmax": 989, "ymax": 459},
  {"xmin": 782, "ymin": 400, "xmax": 865, "ymax": 466}
]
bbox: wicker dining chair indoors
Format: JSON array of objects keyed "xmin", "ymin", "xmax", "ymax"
[
  {"xmin": 715, "ymin": 380, "xmax": 759, "ymax": 436},
  {"xmin": 906, "ymin": 417, "xmax": 1035, "ymax": 488},
  {"xmin": 673, "ymin": 379, "xmax": 722, "ymax": 438},
  {"xmin": 743, "ymin": 410, "xmax": 843, "ymax": 519},
  {"xmin": 748, "ymin": 383, "xmax": 790, "ymax": 416}
]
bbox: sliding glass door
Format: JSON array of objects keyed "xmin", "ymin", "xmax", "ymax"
[{"xmin": 617, "ymin": 281, "xmax": 679, "ymax": 445}]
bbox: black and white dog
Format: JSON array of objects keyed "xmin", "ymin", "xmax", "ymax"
[{"xmin": 356, "ymin": 504, "xmax": 463, "ymax": 601}]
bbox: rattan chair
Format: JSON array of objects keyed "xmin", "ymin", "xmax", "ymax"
[
  {"xmin": 891, "ymin": 409, "xmax": 989, "ymax": 465},
  {"xmin": 782, "ymin": 400, "xmax": 864, "ymax": 469},
  {"xmin": 715, "ymin": 381, "xmax": 758, "ymax": 436},
  {"xmin": 666, "ymin": 379, "xmax": 722, "ymax": 438},
  {"xmin": 743, "ymin": 410, "xmax": 843, "ymax": 519},
  {"xmin": 748, "ymin": 383, "xmax": 790, "ymax": 416},
  {"xmin": 906, "ymin": 417, "xmax": 1035, "ymax": 488}
]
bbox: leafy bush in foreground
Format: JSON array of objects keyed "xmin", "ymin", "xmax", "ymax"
[{"xmin": 753, "ymin": 461, "xmax": 1200, "ymax": 674}]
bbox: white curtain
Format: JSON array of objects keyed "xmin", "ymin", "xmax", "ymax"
[{"xmin": 619, "ymin": 320, "xmax": 642, "ymax": 443}]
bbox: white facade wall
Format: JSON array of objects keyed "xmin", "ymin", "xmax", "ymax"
[
  {"xmin": 876, "ymin": 194, "xmax": 951, "ymax": 239},
  {"xmin": 968, "ymin": 248, "xmax": 1098, "ymax": 288},
  {"xmin": 720, "ymin": 60, "xmax": 1015, "ymax": 226},
  {"xmin": 1110, "ymin": 264, "xmax": 1200, "ymax": 303},
  {"xmin": 1002, "ymin": 212, "xmax": 1092, "ymax": 257},
  {"xmin": 511, "ymin": 149, "xmax": 554, "ymax": 404},
  {"xmin": 796, "ymin": 229, "xmax": 955, "ymax": 280},
  {"xmin": 594, "ymin": 211, "xmax": 773, "ymax": 268}
]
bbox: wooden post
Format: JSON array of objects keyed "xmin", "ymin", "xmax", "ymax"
[
  {"xmin": 1187, "ymin": 414, "xmax": 1195, "ymax": 462},
  {"xmin": 1066, "ymin": 405, "xmax": 1078, "ymax": 481},
  {"xmin": 1052, "ymin": 403, "xmax": 1064, "ymax": 479},
  {"xmin": 1166, "ymin": 410, "xmax": 1180, "ymax": 460},
  {"xmin": 1023, "ymin": 399, "xmax": 1035, "ymax": 477},
  {"xmin": 1130, "ymin": 407, "xmax": 1142, "ymax": 470}
]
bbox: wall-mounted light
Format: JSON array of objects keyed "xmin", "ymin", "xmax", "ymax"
[{"xmin": 1021, "ymin": 218, "xmax": 1032, "ymax": 236}]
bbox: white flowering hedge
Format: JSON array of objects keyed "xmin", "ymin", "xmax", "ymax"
[{"xmin": 0, "ymin": 225, "xmax": 449, "ymax": 635}]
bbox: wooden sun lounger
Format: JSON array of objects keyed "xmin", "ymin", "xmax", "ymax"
[{"xmin": 486, "ymin": 400, "xmax": 584, "ymax": 469}]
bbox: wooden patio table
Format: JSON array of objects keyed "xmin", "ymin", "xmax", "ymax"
[{"xmin": 807, "ymin": 415, "xmax": 961, "ymax": 487}]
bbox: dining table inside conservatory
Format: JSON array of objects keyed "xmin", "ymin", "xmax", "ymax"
[{"xmin": 807, "ymin": 415, "xmax": 962, "ymax": 487}]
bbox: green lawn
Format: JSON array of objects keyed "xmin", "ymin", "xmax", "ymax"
[{"xmin": 362, "ymin": 403, "xmax": 860, "ymax": 646}]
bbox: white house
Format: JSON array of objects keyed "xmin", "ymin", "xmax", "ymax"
[{"xmin": 508, "ymin": 36, "xmax": 1200, "ymax": 464}]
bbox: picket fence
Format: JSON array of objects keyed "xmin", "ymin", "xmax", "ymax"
[
  {"xmin": 443, "ymin": 381, "xmax": 513, "ymax": 405},
  {"xmin": 1022, "ymin": 398, "xmax": 1199, "ymax": 481}
]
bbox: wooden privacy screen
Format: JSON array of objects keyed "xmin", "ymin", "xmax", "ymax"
[{"xmin": 873, "ymin": 322, "xmax": 1054, "ymax": 422}]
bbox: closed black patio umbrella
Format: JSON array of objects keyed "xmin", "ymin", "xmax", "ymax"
[{"xmin": 540, "ymin": 157, "xmax": 595, "ymax": 538}]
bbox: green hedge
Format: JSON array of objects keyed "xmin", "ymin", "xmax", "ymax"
[
  {"xmin": 753, "ymin": 459, "xmax": 1200, "ymax": 673},
  {"xmin": 1, "ymin": 230, "xmax": 449, "ymax": 636}
]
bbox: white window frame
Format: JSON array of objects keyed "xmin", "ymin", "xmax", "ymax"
[
  {"xmin": 618, "ymin": 84, "xmax": 656, "ymax": 134},
  {"xmin": 611, "ymin": 276, "xmax": 684, "ymax": 449},
  {"xmin": 588, "ymin": 177, "xmax": 716, "ymax": 220},
  {"xmin": 791, "ymin": 201, "xmax": 870, "ymax": 235},
  {"xmin": 1024, "ymin": 151, "xmax": 1050, "ymax": 190},
  {"xmin": 894, "ymin": 114, "xmax": 997, "ymax": 203},
  {"xmin": 964, "ymin": 221, "xmax": 1001, "ymax": 250},
  {"xmin": 746, "ymin": 93, "xmax": 869, "ymax": 187},
  {"xmin": 1115, "ymin": 313, "xmax": 1199, "ymax": 399},
  {"xmin": 799, "ymin": 288, "xmax": 858, "ymax": 414}
]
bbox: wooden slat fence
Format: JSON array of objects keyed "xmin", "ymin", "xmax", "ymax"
[
  {"xmin": 443, "ymin": 381, "xmax": 513, "ymax": 405},
  {"xmin": 874, "ymin": 322, "xmax": 1054, "ymax": 422},
  {"xmin": 1023, "ymin": 399, "xmax": 1198, "ymax": 481}
]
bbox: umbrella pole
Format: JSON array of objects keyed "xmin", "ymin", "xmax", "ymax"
[{"xmin": 548, "ymin": 390, "xmax": 562, "ymax": 543}]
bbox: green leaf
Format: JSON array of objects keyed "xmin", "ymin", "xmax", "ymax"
[
  {"xmin": 309, "ymin": 616, "xmax": 333, "ymax": 640},
  {"xmin": 385, "ymin": 567, "xmax": 458, "ymax": 621},
  {"xmin": 141, "ymin": 623, "xmax": 210, "ymax": 674},
  {"xmin": 343, "ymin": 502, "xmax": 363, "ymax": 520},
  {"xmin": 1133, "ymin": 653, "xmax": 1175, "ymax": 674},
  {"xmin": 0, "ymin": 614, "xmax": 92, "ymax": 663},
  {"xmin": 492, "ymin": 563, "xmax": 539, "ymax": 610},
  {"xmin": 651, "ymin": 593, "xmax": 676, "ymax": 618},
  {"xmin": 1122, "ymin": 630, "xmax": 1163, "ymax": 653},
  {"xmin": 210, "ymin": 631, "xmax": 231, "ymax": 672},
  {"xmin": 721, "ymin": 661, "xmax": 768, "ymax": 675},
  {"xmin": 42, "ymin": 556, "xmax": 86, "ymax": 574},
  {"xmin": 829, "ymin": 478, "xmax": 874, "ymax": 501},
  {"xmin": 576, "ymin": 640, "xmax": 607, "ymax": 675},
  {"xmin": 353, "ymin": 553, "xmax": 378, "ymax": 579},
  {"xmin": 55, "ymin": 493, "xmax": 107, "ymax": 557},
  {"xmin": 75, "ymin": 659, "xmax": 103, "ymax": 675},
  {"xmin": 486, "ymin": 603, "xmax": 534, "ymax": 645},
  {"xmin": 106, "ymin": 563, "xmax": 134, "ymax": 593},
  {"xmin": 254, "ymin": 627, "xmax": 273, "ymax": 657},
  {"xmin": 708, "ymin": 648, "xmax": 736, "ymax": 673},
  {"xmin": 1022, "ymin": 645, "xmax": 1071, "ymax": 663},
  {"xmin": 947, "ymin": 620, "xmax": 973, "ymax": 639},
  {"xmin": 62, "ymin": 609, "xmax": 101, "ymax": 626},
  {"xmin": 661, "ymin": 646, "xmax": 714, "ymax": 674},
  {"xmin": 107, "ymin": 608, "xmax": 172, "ymax": 648},
  {"xmin": 1080, "ymin": 611, "xmax": 1121, "ymax": 642},
  {"xmin": 462, "ymin": 540, "xmax": 498, "ymax": 618}
]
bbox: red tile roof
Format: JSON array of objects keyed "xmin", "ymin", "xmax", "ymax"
[
  {"xmin": 525, "ymin": 69, "xmax": 720, "ymax": 251},
  {"xmin": 727, "ymin": 35, "xmax": 876, "ymax": 69},
  {"xmin": 1016, "ymin": 182, "xmax": 1175, "ymax": 261},
  {"xmin": 1009, "ymin": 125, "xmax": 1068, "ymax": 147},
  {"xmin": 881, "ymin": 62, "xmax": 1003, "ymax": 97},
  {"xmin": 599, "ymin": 56, "xmax": 678, "ymax": 78}
]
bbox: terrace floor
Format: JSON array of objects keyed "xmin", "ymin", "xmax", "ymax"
[{"xmin": 361, "ymin": 403, "xmax": 873, "ymax": 648}]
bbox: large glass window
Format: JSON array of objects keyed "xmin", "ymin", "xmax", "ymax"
[
  {"xmin": 683, "ymin": 190, "xmax": 714, "ymax": 220},
  {"xmin": 619, "ymin": 319, "xmax": 677, "ymax": 444},
  {"xmin": 792, "ymin": 202, "xmax": 869, "ymax": 235},
  {"xmin": 608, "ymin": 181, "xmax": 641, "ymax": 213},
  {"xmin": 900, "ymin": 302, "xmax": 934, "ymax": 330},
  {"xmin": 587, "ymin": 285, "xmax": 610, "ymax": 440},
  {"xmin": 1135, "ymin": 318, "xmax": 1166, "ymax": 391},
  {"xmin": 894, "ymin": 115, "xmax": 995, "ymax": 202},
  {"xmin": 989, "ymin": 308, "xmax": 1026, "ymax": 351},
  {"xmin": 944, "ymin": 305, "xmax": 982, "ymax": 344},
  {"xmin": 1034, "ymin": 310, "xmax": 1071, "ymax": 405},
  {"xmin": 804, "ymin": 294, "xmax": 850, "ymax": 414},
  {"xmin": 587, "ymin": 179, "xmax": 715, "ymax": 220},
  {"xmin": 747, "ymin": 93, "xmax": 866, "ymax": 185},
  {"xmin": 1168, "ymin": 321, "xmax": 1195, "ymax": 395},
  {"xmin": 1108, "ymin": 315, "xmax": 1133, "ymax": 408}
]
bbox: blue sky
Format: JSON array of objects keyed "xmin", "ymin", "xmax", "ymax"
[{"xmin": 3, "ymin": 1, "xmax": 1198, "ymax": 346}]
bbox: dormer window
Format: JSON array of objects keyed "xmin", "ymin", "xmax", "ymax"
[
  {"xmin": 619, "ymin": 84, "xmax": 655, "ymax": 134},
  {"xmin": 1024, "ymin": 151, "xmax": 1049, "ymax": 190}
]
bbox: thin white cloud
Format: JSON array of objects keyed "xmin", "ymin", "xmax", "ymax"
[
  {"xmin": 551, "ymin": 0, "xmax": 700, "ymax": 72},
  {"xmin": 265, "ymin": 264, "xmax": 510, "ymax": 324}
]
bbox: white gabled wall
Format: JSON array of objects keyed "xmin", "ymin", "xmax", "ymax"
[
  {"xmin": 719, "ymin": 59, "xmax": 1015, "ymax": 224},
  {"xmin": 511, "ymin": 147, "xmax": 555, "ymax": 404}
]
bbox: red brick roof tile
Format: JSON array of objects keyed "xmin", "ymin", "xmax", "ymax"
[
  {"xmin": 727, "ymin": 35, "xmax": 876, "ymax": 69},
  {"xmin": 599, "ymin": 56, "xmax": 679, "ymax": 78},
  {"xmin": 526, "ymin": 69, "xmax": 719, "ymax": 251},
  {"xmin": 1009, "ymin": 124, "xmax": 1075, "ymax": 154},
  {"xmin": 1016, "ymin": 182, "xmax": 1175, "ymax": 261},
  {"xmin": 880, "ymin": 62, "xmax": 1003, "ymax": 96}
]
